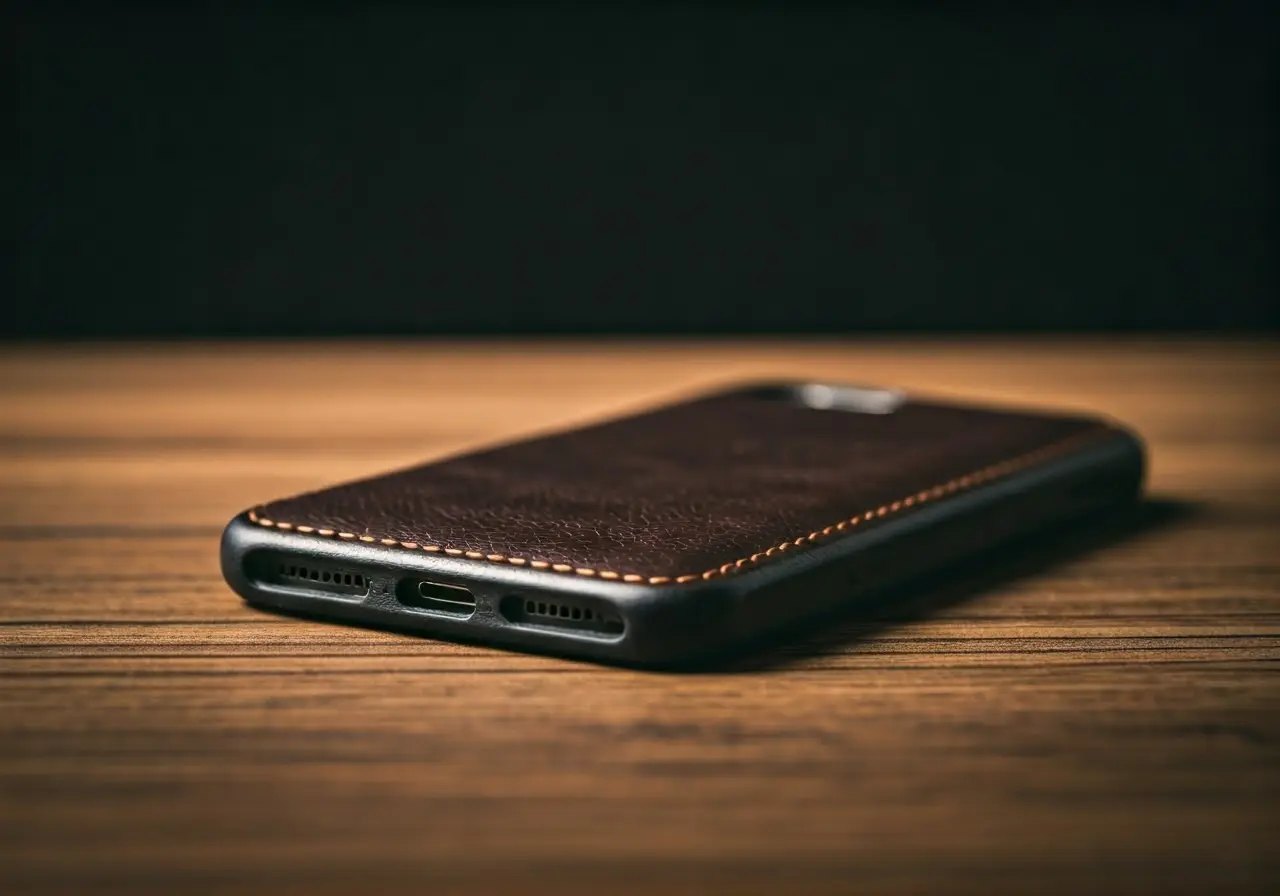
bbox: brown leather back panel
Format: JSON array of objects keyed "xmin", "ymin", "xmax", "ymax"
[{"xmin": 250, "ymin": 390, "xmax": 1116, "ymax": 583}]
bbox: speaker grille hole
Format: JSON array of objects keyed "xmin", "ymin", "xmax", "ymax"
[
  {"xmin": 500, "ymin": 595, "xmax": 624, "ymax": 637},
  {"xmin": 247, "ymin": 553, "xmax": 370, "ymax": 598}
]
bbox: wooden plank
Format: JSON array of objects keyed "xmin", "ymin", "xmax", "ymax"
[{"xmin": 1, "ymin": 340, "xmax": 1278, "ymax": 894}]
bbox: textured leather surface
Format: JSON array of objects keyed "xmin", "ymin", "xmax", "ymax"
[{"xmin": 251, "ymin": 389, "xmax": 1117, "ymax": 581}]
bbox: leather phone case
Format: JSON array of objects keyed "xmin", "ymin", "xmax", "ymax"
[{"xmin": 242, "ymin": 386, "xmax": 1134, "ymax": 588}]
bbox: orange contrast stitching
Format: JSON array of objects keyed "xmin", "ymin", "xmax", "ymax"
[{"xmin": 247, "ymin": 430, "xmax": 1107, "ymax": 586}]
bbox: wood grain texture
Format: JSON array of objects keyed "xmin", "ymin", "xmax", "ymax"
[{"xmin": 1, "ymin": 340, "xmax": 1277, "ymax": 895}]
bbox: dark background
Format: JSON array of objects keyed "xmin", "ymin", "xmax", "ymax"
[{"xmin": 9, "ymin": 4, "xmax": 1278, "ymax": 337}]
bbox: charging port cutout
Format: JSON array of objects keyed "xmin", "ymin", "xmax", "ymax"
[{"xmin": 395, "ymin": 580, "xmax": 477, "ymax": 618}]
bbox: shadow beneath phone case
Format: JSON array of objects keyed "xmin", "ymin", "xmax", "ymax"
[{"xmin": 681, "ymin": 496, "xmax": 1198, "ymax": 674}]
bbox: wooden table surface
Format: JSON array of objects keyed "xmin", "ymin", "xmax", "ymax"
[{"xmin": 1, "ymin": 340, "xmax": 1277, "ymax": 895}]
